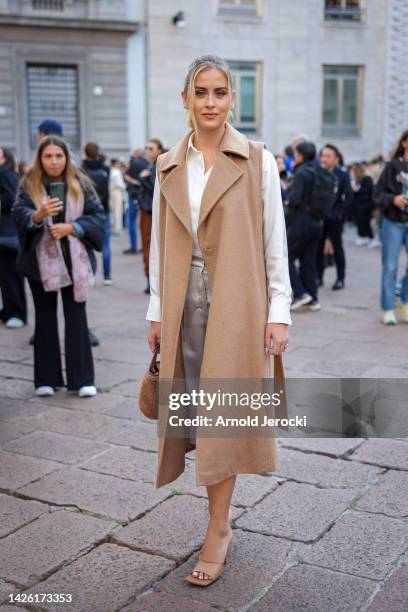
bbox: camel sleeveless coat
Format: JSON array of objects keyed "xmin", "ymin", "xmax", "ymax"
[{"xmin": 156, "ymin": 123, "xmax": 280, "ymax": 488}]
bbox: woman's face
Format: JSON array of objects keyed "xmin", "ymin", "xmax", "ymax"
[
  {"xmin": 41, "ymin": 144, "xmax": 66, "ymax": 179},
  {"xmin": 145, "ymin": 141, "xmax": 161, "ymax": 163},
  {"xmin": 182, "ymin": 67, "xmax": 235, "ymax": 132}
]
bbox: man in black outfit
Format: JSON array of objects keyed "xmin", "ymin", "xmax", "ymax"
[
  {"xmin": 286, "ymin": 141, "xmax": 324, "ymax": 311},
  {"xmin": 124, "ymin": 149, "xmax": 148, "ymax": 255},
  {"xmin": 317, "ymin": 145, "xmax": 354, "ymax": 290}
]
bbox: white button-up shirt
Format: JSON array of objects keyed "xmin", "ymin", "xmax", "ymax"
[{"xmin": 146, "ymin": 133, "xmax": 292, "ymax": 324}]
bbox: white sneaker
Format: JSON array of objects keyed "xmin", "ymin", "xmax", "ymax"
[
  {"xmin": 5, "ymin": 317, "xmax": 25, "ymax": 328},
  {"xmin": 396, "ymin": 302, "xmax": 408, "ymax": 323},
  {"xmin": 290, "ymin": 294, "xmax": 313, "ymax": 311},
  {"xmin": 103, "ymin": 279, "xmax": 113, "ymax": 286},
  {"xmin": 78, "ymin": 385, "xmax": 97, "ymax": 398},
  {"xmin": 35, "ymin": 386, "xmax": 55, "ymax": 397},
  {"xmin": 382, "ymin": 310, "xmax": 397, "ymax": 325},
  {"xmin": 368, "ymin": 238, "xmax": 381, "ymax": 249},
  {"xmin": 309, "ymin": 300, "xmax": 322, "ymax": 312},
  {"xmin": 354, "ymin": 237, "xmax": 370, "ymax": 246}
]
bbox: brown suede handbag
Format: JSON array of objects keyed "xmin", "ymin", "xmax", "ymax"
[{"xmin": 138, "ymin": 347, "xmax": 160, "ymax": 420}]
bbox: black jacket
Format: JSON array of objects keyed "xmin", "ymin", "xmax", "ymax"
[
  {"xmin": 81, "ymin": 158, "xmax": 110, "ymax": 214},
  {"xmin": 12, "ymin": 181, "xmax": 105, "ymax": 282},
  {"xmin": 138, "ymin": 161, "xmax": 157, "ymax": 213},
  {"xmin": 354, "ymin": 175, "xmax": 374, "ymax": 210},
  {"xmin": 332, "ymin": 166, "xmax": 354, "ymax": 219},
  {"xmin": 287, "ymin": 161, "xmax": 322, "ymax": 226},
  {"xmin": 0, "ymin": 165, "xmax": 19, "ymax": 239},
  {"xmin": 374, "ymin": 158, "xmax": 408, "ymax": 223},
  {"xmin": 126, "ymin": 157, "xmax": 149, "ymax": 200}
]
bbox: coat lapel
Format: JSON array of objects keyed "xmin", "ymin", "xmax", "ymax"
[
  {"xmin": 160, "ymin": 162, "xmax": 192, "ymax": 236},
  {"xmin": 198, "ymin": 152, "xmax": 243, "ymax": 228}
]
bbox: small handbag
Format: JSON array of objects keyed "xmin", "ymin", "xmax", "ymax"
[{"xmin": 138, "ymin": 347, "xmax": 160, "ymax": 420}]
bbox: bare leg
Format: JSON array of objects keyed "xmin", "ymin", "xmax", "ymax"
[{"xmin": 191, "ymin": 475, "xmax": 235, "ymax": 581}]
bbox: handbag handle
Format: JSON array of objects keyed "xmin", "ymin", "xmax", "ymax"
[{"xmin": 149, "ymin": 345, "xmax": 160, "ymax": 374}]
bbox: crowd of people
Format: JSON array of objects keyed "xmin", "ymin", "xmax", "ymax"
[{"xmin": 0, "ymin": 118, "xmax": 407, "ymax": 398}]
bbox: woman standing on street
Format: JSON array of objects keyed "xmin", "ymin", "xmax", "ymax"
[
  {"xmin": 374, "ymin": 129, "xmax": 408, "ymax": 325},
  {"xmin": 146, "ymin": 55, "xmax": 292, "ymax": 586},
  {"xmin": 12, "ymin": 136, "xmax": 104, "ymax": 397}
]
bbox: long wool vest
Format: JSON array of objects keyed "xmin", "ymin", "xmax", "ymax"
[{"xmin": 155, "ymin": 122, "xmax": 279, "ymax": 488}]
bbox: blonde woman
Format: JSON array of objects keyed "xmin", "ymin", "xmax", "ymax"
[
  {"xmin": 146, "ymin": 55, "xmax": 292, "ymax": 586},
  {"xmin": 12, "ymin": 136, "xmax": 104, "ymax": 397}
]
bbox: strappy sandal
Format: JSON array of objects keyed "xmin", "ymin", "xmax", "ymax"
[{"xmin": 185, "ymin": 556, "xmax": 228, "ymax": 587}]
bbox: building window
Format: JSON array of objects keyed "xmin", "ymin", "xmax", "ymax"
[
  {"xmin": 218, "ymin": 0, "xmax": 263, "ymax": 18},
  {"xmin": 322, "ymin": 66, "xmax": 362, "ymax": 137},
  {"xmin": 31, "ymin": 0, "xmax": 65, "ymax": 10},
  {"xmin": 228, "ymin": 62, "xmax": 261, "ymax": 133},
  {"xmin": 324, "ymin": 0, "xmax": 363, "ymax": 22},
  {"xmin": 27, "ymin": 64, "xmax": 80, "ymax": 150}
]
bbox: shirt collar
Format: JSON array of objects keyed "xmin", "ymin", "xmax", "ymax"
[{"xmin": 186, "ymin": 132, "xmax": 202, "ymax": 158}]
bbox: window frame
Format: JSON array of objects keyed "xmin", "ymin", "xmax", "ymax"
[
  {"xmin": 324, "ymin": 0, "xmax": 365, "ymax": 23},
  {"xmin": 321, "ymin": 64, "xmax": 363, "ymax": 138},
  {"xmin": 228, "ymin": 61, "xmax": 262, "ymax": 134},
  {"xmin": 218, "ymin": 0, "xmax": 264, "ymax": 18}
]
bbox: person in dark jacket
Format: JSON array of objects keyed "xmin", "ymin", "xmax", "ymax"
[
  {"xmin": 0, "ymin": 147, "xmax": 27, "ymax": 327},
  {"xmin": 317, "ymin": 144, "xmax": 354, "ymax": 290},
  {"xmin": 12, "ymin": 135, "xmax": 104, "ymax": 397},
  {"xmin": 353, "ymin": 163, "xmax": 375, "ymax": 245},
  {"xmin": 286, "ymin": 141, "xmax": 323, "ymax": 311},
  {"xmin": 81, "ymin": 142, "xmax": 111, "ymax": 284},
  {"xmin": 138, "ymin": 139, "xmax": 164, "ymax": 293},
  {"xmin": 374, "ymin": 129, "xmax": 408, "ymax": 325},
  {"xmin": 123, "ymin": 149, "xmax": 148, "ymax": 254}
]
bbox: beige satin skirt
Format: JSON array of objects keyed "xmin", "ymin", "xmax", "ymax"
[{"xmin": 181, "ymin": 257, "xmax": 211, "ymax": 444}]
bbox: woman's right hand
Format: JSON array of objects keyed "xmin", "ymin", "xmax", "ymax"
[
  {"xmin": 33, "ymin": 197, "xmax": 63, "ymax": 223},
  {"xmin": 393, "ymin": 194, "xmax": 408, "ymax": 208},
  {"xmin": 148, "ymin": 321, "xmax": 161, "ymax": 353}
]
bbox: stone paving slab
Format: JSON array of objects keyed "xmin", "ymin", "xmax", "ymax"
[
  {"xmin": 0, "ymin": 510, "xmax": 115, "ymax": 587},
  {"xmin": 349, "ymin": 439, "xmax": 408, "ymax": 470},
  {"xmin": 123, "ymin": 592, "xmax": 216, "ymax": 611},
  {"xmin": 0, "ymin": 421, "xmax": 38, "ymax": 445},
  {"xmin": 301, "ymin": 511, "xmax": 408, "ymax": 579},
  {"xmin": 158, "ymin": 529, "xmax": 292, "ymax": 609},
  {"xmin": 18, "ymin": 466, "xmax": 171, "ymax": 522},
  {"xmin": 0, "ymin": 378, "xmax": 33, "ymax": 400},
  {"xmin": 0, "ymin": 580, "xmax": 18, "ymax": 607},
  {"xmin": 278, "ymin": 437, "xmax": 365, "ymax": 457},
  {"xmin": 251, "ymin": 563, "xmax": 376, "ymax": 612},
  {"xmin": 272, "ymin": 448, "xmax": 382, "ymax": 489},
  {"xmin": 2, "ymin": 430, "xmax": 110, "ymax": 465},
  {"xmin": 0, "ymin": 397, "xmax": 50, "ymax": 422},
  {"xmin": 355, "ymin": 470, "xmax": 408, "ymax": 517},
  {"xmin": 106, "ymin": 420, "xmax": 158, "ymax": 451},
  {"xmin": 80, "ymin": 446, "xmax": 157, "ymax": 483},
  {"xmin": 111, "ymin": 380, "xmax": 139, "ymax": 398},
  {"xmin": 236, "ymin": 481, "xmax": 355, "ymax": 542},
  {"xmin": 94, "ymin": 361, "xmax": 140, "ymax": 391},
  {"xmin": 368, "ymin": 563, "xmax": 408, "ymax": 611},
  {"xmin": 22, "ymin": 543, "xmax": 175, "ymax": 612},
  {"xmin": 113, "ymin": 495, "xmax": 214, "ymax": 561},
  {"xmin": 22, "ymin": 406, "xmax": 136, "ymax": 443},
  {"xmin": 0, "ymin": 450, "xmax": 61, "ymax": 491},
  {"xmin": 0, "ymin": 363, "xmax": 34, "ymax": 382},
  {"xmin": 0, "ymin": 493, "xmax": 48, "ymax": 538}
]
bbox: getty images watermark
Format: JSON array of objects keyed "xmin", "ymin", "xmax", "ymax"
[{"xmin": 167, "ymin": 389, "xmax": 307, "ymax": 429}]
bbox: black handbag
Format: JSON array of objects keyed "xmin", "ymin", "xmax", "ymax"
[{"xmin": 0, "ymin": 204, "xmax": 19, "ymax": 253}]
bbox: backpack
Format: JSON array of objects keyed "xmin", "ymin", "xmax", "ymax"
[{"xmin": 306, "ymin": 166, "xmax": 337, "ymax": 220}]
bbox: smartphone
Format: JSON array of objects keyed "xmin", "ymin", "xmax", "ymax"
[{"xmin": 48, "ymin": 181, "xmax": 65, "ymax": 221}]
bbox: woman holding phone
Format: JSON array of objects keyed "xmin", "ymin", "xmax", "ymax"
[{"xmin": 12, "ymin": 135, "xmax": 104, "ymax": 397}]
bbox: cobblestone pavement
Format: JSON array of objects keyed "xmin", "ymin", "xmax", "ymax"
[{"xmin": 0, "ymin": 227, "xmax": 407, "ymax": 611}]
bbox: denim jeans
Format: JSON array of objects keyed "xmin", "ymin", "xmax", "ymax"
[
  {"xmin": 102, "ymin": 213, "xmax": 111, "ymax": 280},
  {"xmin": 380, "ymin": 216, "xmax": 408, "ymax": 310},
  {"xmin": 127, "ymin": 195, "xmax": 139, "ymax": 251}
]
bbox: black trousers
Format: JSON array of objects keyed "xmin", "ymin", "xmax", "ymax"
[
  {"xmin": 287, "ymin": 222, "xmax": 322, "ymax": 301},
  {"xmin": 356, "ymin": 206, "xmax": 374, "ymax": 239},
  {"xmin": 0, "ymin": 251, "xmax": 27, "ymax": 323},
  {"xmin": 29, "ymin": 281, "xmax": 94, "ymax": 390},
  {"xmin": 317, "ymin": 218, "xmax": 346, "ymax": 282}
]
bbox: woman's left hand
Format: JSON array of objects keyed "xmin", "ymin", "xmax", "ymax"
[
  {"xmin": 49, "ymin": 223, "xmax": 74, "ymax": 241},
  {"xmin": 265, "ymin": 323, "xmax": 289, "ymax": 356}
]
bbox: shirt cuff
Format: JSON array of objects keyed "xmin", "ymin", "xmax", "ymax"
[
  {"xmin": 28, "ymin": 215, "xmax": 44, "ymax": 230},
  {"xmin": 146, "ymin": 295, "xmax": 161, "ymax": 322},
  {"xmin": 267, "ymin": 298, "xmax": 292, "ymax": 325},
  {"xmin": 72, "ymin": 222, "xmax": 85, "ymax": 238}
]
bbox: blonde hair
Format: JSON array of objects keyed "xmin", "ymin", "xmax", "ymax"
[
  {"xmin": 22, "ymin": 136, "xmax": 93, "ymax": 215},
  {"xmin": 183, "ymin": 55, "xmax": 234, "ymax": 130}
]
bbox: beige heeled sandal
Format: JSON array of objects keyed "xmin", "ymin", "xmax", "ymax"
[{"xmin": 185, "ymin": 556, "xmax": 228, "ymax": 587}]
